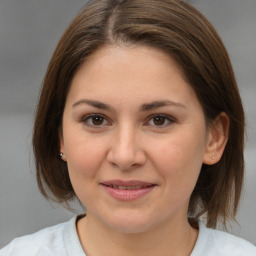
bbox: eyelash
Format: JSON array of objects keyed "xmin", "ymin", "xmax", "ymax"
[
  {"xmin": 81, "ymin": 114, "xmax": 110, "ymax": 128},
  {"xmin": 145, "ymin": 114, "xmax": 176, "ymax": 128},
  {"xmin": 80, "ymin": 114, "xmax": 176, "ymax": 128}
]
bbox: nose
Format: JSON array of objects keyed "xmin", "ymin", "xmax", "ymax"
[{"xmin": 106, "ymin": 124, "xmax": 146, "ymax": 170}]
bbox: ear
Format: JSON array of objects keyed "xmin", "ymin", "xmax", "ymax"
[
  {"xmin": 59, "ymin": 127, "xmax": 67, "ymax": 162},
  {"xmin": 203, "ymin": 112, "xmax": 229, "ymax": 165}
]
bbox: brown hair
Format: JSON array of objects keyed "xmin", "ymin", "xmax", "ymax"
[{"xmin": 33, "ymin": 0, "xmax": 245, "ymax": 228}]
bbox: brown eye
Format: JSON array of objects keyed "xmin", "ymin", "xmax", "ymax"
[
  {"xmin": 92, "ymin": 115, "xmax": 104, "ymax": 125},
  {"xmin": 146, "ymin": 114, "xmax": 175, "ymax": 128},
  {"xmin": 82, "ymin": 114, "xmax": 109, "ymax": 127},
  {"xmin": 153, "ymin": 116, "xmax": 166, "ymax": 126}
]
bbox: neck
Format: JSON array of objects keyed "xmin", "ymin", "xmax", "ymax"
[{"xmin": 77, "ymin": 213, "xmax": 198, "ymax": 256}]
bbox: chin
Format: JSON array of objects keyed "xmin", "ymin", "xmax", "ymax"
[
  {"xmin": 109, "ymin": 221, "xmax": 151, "ymax": 234},
  {"xmin": 102, "ymin": 211, "xmax": 157, "ymax": 234}
]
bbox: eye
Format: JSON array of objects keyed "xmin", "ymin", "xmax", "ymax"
[
  {"xmin": 146, "ymin": 114, "xmax": 175, "ymax": 127},
  {"xmin": 82, "ymin": 114, "xmax": 110, "ymax": 127}
]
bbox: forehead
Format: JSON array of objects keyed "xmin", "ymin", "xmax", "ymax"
[
  {"xmin": 77, "ymin": 44, "xmax": 186, "ymax": 78},
  {"xmin": 67, "ymin": 44, "xmax": 198, "ymax": 109}
]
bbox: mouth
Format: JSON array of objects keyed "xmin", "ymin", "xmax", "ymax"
[
  {"xmin": 102, "ymin": 184, "xmax": 154, "ymax": 190},
  {"xmin": 100, "ymin": 180, "xmax": 157, "ymax": 201}
]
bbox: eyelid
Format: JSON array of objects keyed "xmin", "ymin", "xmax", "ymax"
[
  {"xmin": 81, "ymin": 113, "xmax": 111, "ymax": 127},
  {"xmin": 79, "ymin": 113, "xmax": 176, "ymax": 129},
  {"xmin": 144, "ymin": 114, "xmax": 176, "ymax": 127}
]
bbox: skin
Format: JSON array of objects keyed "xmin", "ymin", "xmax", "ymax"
[{"xmin": 60, "ymin": 45, "xmax": 229, "ymax": 256}]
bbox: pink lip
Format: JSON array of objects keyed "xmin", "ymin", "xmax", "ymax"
[
  {"xmin": 100, "ymin": 180, "xmax": 156, "ymax": 201},
  {"xmin": 101, "ymin": 180, "xmax": 154, "ymax": 187}
]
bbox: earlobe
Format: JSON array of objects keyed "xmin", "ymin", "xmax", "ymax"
[
  {"xmin": 59, "ymin": 128, "xmax": 67, "ymax": 162},
  {"xmin": 59, "ymin": 152, "xmax": 66, "ymax": 162},
  {"xmin": 203, "ymin": 112, "xmax": 229, "ymax": 165}
]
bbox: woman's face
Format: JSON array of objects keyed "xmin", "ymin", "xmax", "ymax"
[{"xmin": 60, "ymin": 45, "xmax": 213, "ymax": 233}]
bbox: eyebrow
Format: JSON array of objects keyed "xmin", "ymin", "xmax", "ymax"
[
  {"xmin": 72, "ymin": 99, "xmax": 113, "ymax": 111},
  {"xmin": 140, "ymin": 100, "xmax": 186, "ymax": 111},
  {"xmin": 72, "ymin": 99, "xmax": 186, "ymax": 111}
]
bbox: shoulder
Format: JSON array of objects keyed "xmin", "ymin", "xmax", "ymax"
[
  {"xmin": 208, "ymin": 228, "xmax": 256, "ymax": 255},
  {"xmin": 192, "ymin": 220, "xmax": 256, "ymax": 256},
  {"xmin": 0, "ymin": 218, "xmax": 73, "ymax": 256}
]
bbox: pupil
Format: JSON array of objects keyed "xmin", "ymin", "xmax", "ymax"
[
  {"xmin": 154, "ymin": 116, "xmax": 165, "ymax": 125},
  {"xmin": 92, "ymin": 116, "xmax": 103, "ymax": 125}
]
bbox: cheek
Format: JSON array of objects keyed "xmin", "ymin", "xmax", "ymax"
[
  {"xmin": 64, "ymin": 136, "xmax": 109, "ymax": 203},
  {"xmin": 154, "ymin": 134, "xmax": 205, "ymax": 187},
  {"xmin": 64, "ymin": 135, "xmax": 108, "ymax": 179}
]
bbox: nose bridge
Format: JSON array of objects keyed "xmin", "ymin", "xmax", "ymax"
[{"xmin": 107, "ymin": 121, "xmax": 145, "ymax": 169}]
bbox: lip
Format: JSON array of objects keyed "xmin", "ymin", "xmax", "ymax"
[
  {"xmin": 100, "ymin": 180, "xmax": 156, "ymax": 201},
  {"xmin": 101, "ymin": 180, "xmax": 154, "ymax": 187}
]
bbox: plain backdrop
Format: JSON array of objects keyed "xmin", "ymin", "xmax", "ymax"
[{"xmin": 0, "ymin": 0, "xmax": 255, "ymax": 248}]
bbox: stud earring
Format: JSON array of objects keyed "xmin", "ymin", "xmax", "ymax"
[
  {"xmin": 211, "ymin": 155, "xmax": 215, "ymax": 160},
  {"xmin": 59, "ymin": 152, "xmax": 66, "ymax": 162}
]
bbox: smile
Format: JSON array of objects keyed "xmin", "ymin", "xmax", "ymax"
[
  {"xmin": 105, "ymin": 185, "xmax": 152, "ymax": 190},
  {"xmin": 100, "ymin": 180, "xmax": 156, "ymax": 201}
]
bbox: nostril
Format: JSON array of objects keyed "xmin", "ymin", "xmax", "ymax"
[
  {"xmin": 106, "ymin": 149, "xmax": 138, "ymax": 169},
  {"xmin": 106, "ymin": 134, "xmax": 147, "ymax": 169}
]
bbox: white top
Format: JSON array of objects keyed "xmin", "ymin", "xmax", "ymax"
[{"xmin": 1, "ymin": 216, "xmax": 255, "ymax": 256}]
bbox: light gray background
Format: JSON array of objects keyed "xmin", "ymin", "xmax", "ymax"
[{"xmin": 0, "ymin": 0, "xmax": 255, "ymax": 248}]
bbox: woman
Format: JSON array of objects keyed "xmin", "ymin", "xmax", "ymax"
[{"xmin": 1, "ymin": 0, "xmax": 255, "ymax": 255}]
